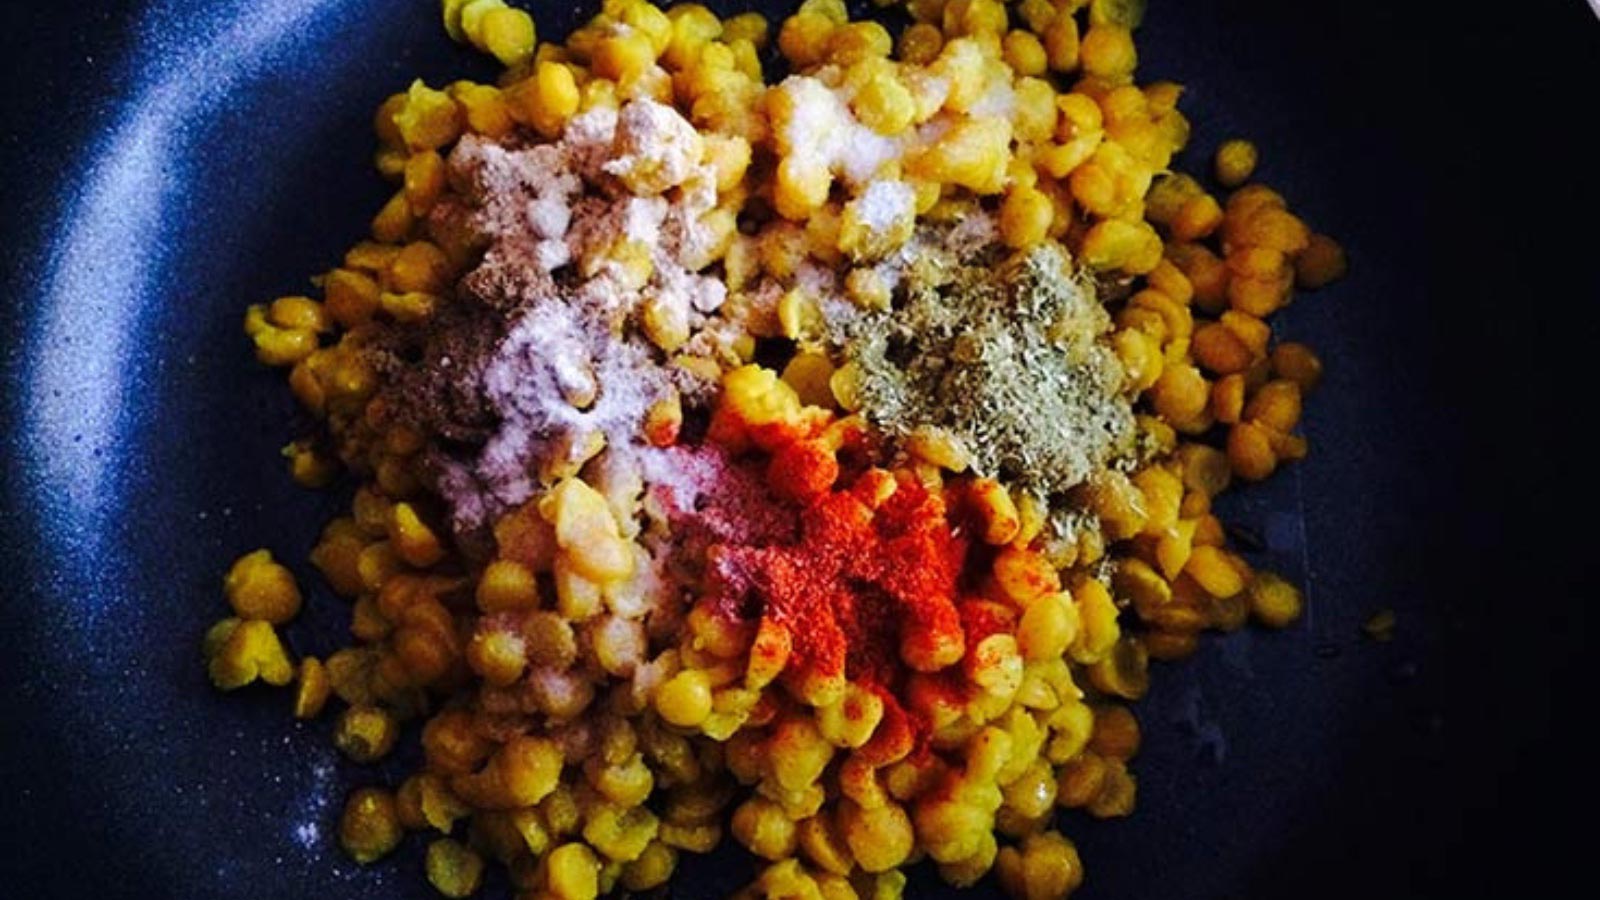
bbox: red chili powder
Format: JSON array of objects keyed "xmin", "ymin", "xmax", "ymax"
[{"xmin": 696, "ymin": 429, "xmax": 973, "ymax": 744}]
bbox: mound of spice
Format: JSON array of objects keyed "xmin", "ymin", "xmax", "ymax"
[
  {"xmin": 644, "ymin": 372, "xmax": 1000, "ymax": 759},
  {"xmin": 366, "ymin": 98, "xmax": 740, "ymax": 536},
  {"xmin": 836, "ymin": 241, "xmax": 1137, "ymax": 503},
  {"xmin": 706, "ymin": 462, "xmax": 968, "ymax": 709}
]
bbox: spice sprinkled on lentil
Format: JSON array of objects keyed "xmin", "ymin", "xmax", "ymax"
[{"xmin": 840, "ymin": 241, "xmax": 1137, "ymax": 501}]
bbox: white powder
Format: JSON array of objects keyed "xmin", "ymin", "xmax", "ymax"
[
  {"xmin": 663, "ymin": 166, "xmax": 720, "ymax": 271},
  {"xmin": 606, "ymin": 542, "xmax": 670, "ymax": 620},
  {"xmin": 528, "ymin": 189, "xmax": 573, "ymax": 240},
  {"xmin": 562, "ymin": 105, "xmax": 620, "ymax": 184},
  {"xmin": 654, "ymin": 254, "xmax": 727, "ymax": 315},
  {"xmin": 635, "ymin": 444, "xmax": 795, "ymax": 548},
  {"xmin": 477, "ymin": 297, "xmax": 668, "ymax": 513},
  {"xmin": 290, "ymin": 756, "xmax": 335, "ymax": 852},
  {"xmin": 778, "ymin": 76, "xmax": 838, "ymax": 153},
  {"xmin": 969, "ymin": 80, "xmax": 1017, "ymax": 119},
  {"xmin": 628, "ymin": 653, "xmax": 674, "ymax": 712},
  {"xmin": 636, "ymin": 443, "xmax": 730, "ymax": 508},
  {"xmin": 838, "ymin": 130, "xmax": 898, "ymax": 185},
  {"xmin": 620, "ymin": 195, "xmax": 668, "ymax": 245},
  {"xmin": 776, "ymin": 75, "xmax": 899, "ymax": 188},
  {"xmin": 454, "ymin": 138, "xmax": 581, "ymax": 254},
  {"xmin": 795, "ymin": 259, "xmax": 842, "ymax": 304},
  {"xmin": 604, "ymin": 98, "xmax": 705, "ymax": 195},
  {"xmin": 851, "ymin": 179, "xmax": 915, "ymax": 234},
  {"xmin": 426, "ymin": 99, "xmax": 738, "ymax": 531},
  {"xmin": 820, "ymin": 291, "xmax": 868, "ymax": 333}
]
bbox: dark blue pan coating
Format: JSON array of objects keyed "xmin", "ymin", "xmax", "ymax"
[{"xmin": 2, "ymin": 2, "xmax": 1595, "ymax": 898}]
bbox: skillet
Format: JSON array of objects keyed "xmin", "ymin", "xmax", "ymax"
[{"xmin": 2, "ymin": 2, "xmax": 1595, "ymax": 898}]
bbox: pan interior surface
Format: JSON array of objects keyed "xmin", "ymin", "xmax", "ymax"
[{"xmin": 5, "ymin": 1, "xmax": 1558, "ymax": 898}]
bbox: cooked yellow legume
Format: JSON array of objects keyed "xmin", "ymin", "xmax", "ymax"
[{"xmin": 340, "ymin": 788, "xmax": 403, "ymax": 864}]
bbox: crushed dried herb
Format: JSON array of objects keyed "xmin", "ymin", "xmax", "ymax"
[{"xmin": 837, "ymin": 241, "xmax": 1137, "ymax": 502}]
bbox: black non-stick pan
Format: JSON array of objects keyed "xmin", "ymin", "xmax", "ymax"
[{"xmin": 3, "ymin": 2, "xmax": 1594, "ymax": 898}]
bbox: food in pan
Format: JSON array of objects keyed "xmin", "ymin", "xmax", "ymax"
[{"xmin": 204, "ymin": 2, "xmax": 1346, "ymax": 897}]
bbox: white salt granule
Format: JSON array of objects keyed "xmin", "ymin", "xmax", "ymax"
[
  {"xmin": 851, "ymin": 179, "xmax": 915, "ymax": 234},
  {"xmin": 776, "ymin": 75, "xmax": 899, "ymax": 187},
  {"xmin": 969, "ymin": 80, "xmax": 1017, "ymax": 119}
]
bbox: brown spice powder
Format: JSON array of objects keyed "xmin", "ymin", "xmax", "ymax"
[{"xmin": 364, "ymin": 100, "xmax": 738, "ymax": 538}]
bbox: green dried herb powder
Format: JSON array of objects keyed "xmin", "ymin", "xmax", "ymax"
[{"xmin": 840, "ymin": 241, "xmax": 1137, "ymax": 500}]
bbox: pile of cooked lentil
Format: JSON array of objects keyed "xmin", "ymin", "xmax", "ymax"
[{"xmin": 206, "ymin": 1, "xmax": 1347, "ymax": 898}]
